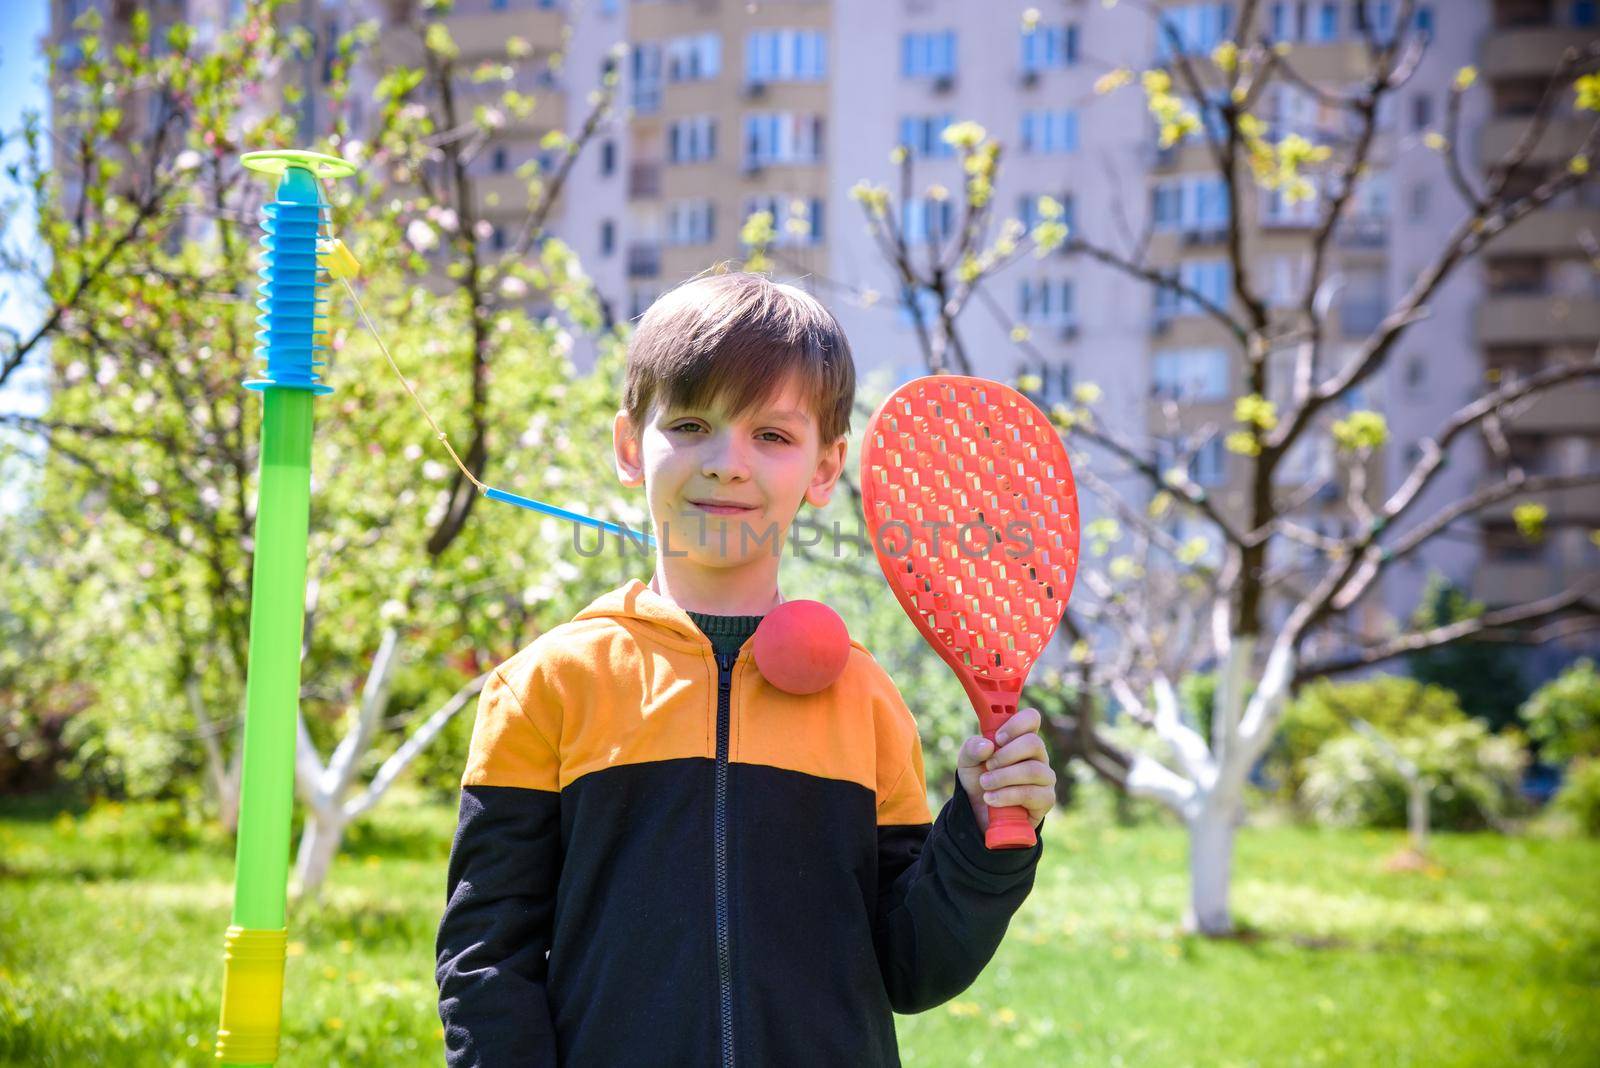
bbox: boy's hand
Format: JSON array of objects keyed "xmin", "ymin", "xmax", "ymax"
[{"xmin": 956, "ymin": 707, "xmax": 1055, "ymax": 833}]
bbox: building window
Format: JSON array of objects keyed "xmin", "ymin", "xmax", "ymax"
[
  {"xmin": 1262, "ymin": 184, "xmax": 1320, "ymax": 226},
  {"xmin": 600, "ymin": 140, "xmax": 616, "ymax": 177},
  {"xmin": 666, "ymin": 199, "xmax": 716, "ymax": 246},
  {"xmin": 898, "ymin": 114, "xmax": 956, "ymax": 158},
  {"xmin": 1020, "ymin": 109, "xmax": 1079, "ymax": 154},
  {"xmin": 900, "ymin": 30, "xmax": 957, "ymax": 79},
  {"xmin": 1154, "ymin": 3, "xmax": 1235, "ymax": 58},
  {"xmin": 1152, "ymin": 348, "xmax": 1230, "ymax": 401},
  {"xmin": 743, "ymin": 112, "xmax": 825, "ymax": 168},
  {"xmin": 491, "ymin": 146, "xmax": 509, "ymax": 173},
  {"xmin": 1576, "ymin": 2, "xmax": 1599, "ymax": 28},
  {"xmin": 667, "ymin": 115, "xmax": 717, "ymax": 164},
  {"xmin": 1270, "ymin": 2, "xmax": 1306, "ymax": 41},
  {"xmin": 900, "ymin": 197, "xmax": 955, "ymax": 245},
  {"xmin": 897, "ymin": 285, "xmax": 943, "ymax": 329},
  {"xmin": 490, "ymin": 225, "xmax": 507, "ymax": 252},
  {"xmin": 632, "ymin": 43, "xmax": 662, "ymax": 114},
  {"xmin": 1151, "ymin": 175, "xmax": 1230, "ymax": 232},
  {"xmin": 600, "ymin": 219, "xmax": 615, "ymax": 256},
  {"xmin": 745, "ymin": 29, "xmax": 827, "ymax": 83},
  {"xmin": 1156, "ymin": 260, "xmax": 1232, "ymax": 319},
  {"xmin": 743, "ymin": 195, "xmax": 825, "ymax": 246},
  {"xmin": 1021, "ymin": 23, "xmax": 1078, "ymax": 72},
  {"xmin": 1017, "ymin": 278, "xmax": 1076, "ymax": 326},
  {"xmin": 1190, "ymin": 437, "xmax": 1226, "ymax": 486},
  {"xmin": 1410, "ymin": 93, "xmax": 1432, "ymax": 131},
  {"xmin": 666, "ymin": 33, "xmax": 721, "ymax": 84},
  {"xmin": 1315, "ymin": 1, "xmax": 1340, "ymax": 40}
]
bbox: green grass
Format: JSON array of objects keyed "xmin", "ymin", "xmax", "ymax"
[{"xmin": 2, "ymin": 790, "xmax": 1597, "ymax": 1066}]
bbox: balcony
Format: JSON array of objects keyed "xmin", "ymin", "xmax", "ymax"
[
  {"xmin": 1473, "ymin": 559, "xmax": 1559, "ymax": 605},
  {"xmin": 1501, "ymin": 385, "xmax": 1600, "ymax": 432},
  {"xmin": 1476, "ymin": 293, "xmax": 1600, "ymax": 345},
  {"xmin": 628, "ymin": 162, "xmax": 662, "ymax": 199},
  {"xmin": 1336, "ymin": 214, "xmax": 1388, "ymax": 249},
  {"xmin": 1489, "ymin": 207, "xmax": 1600, "ymax": 255},
  {"xmin": 1479, "ymin": 115, "xmax": 1594, "ymax": 167},
  {"xmin": 1483, "ymin": 25, "xmax": 1599, "ymax": 78},
  {"xmin": 1483, "ymin": 482, "xmax": 1600, "ymax": 522},
  {"xmin": 447, "ymin": 7, "xmax": 565, "ymax": 62}
]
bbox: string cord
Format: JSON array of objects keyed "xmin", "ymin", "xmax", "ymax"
[{"xmin": 336, "ymin": 275, "xmax": 487, "ymax": 495}]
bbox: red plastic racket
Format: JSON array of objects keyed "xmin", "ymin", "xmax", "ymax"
[{"xmin": 861, "ymin": 375, "xmax": 1080, "ymax": 850}]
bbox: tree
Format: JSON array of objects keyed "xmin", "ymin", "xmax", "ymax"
[
  {"xmin": 835, "ymin": 3, "xmax": 1600, "ymax": 934},
  {"xmin": 0, "ymin": 0, "xmax": 628, "ymax": 897}
]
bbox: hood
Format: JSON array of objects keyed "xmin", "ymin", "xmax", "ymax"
[{"xmin": 570, "ymin": 578, "xmax": 715, "ymax": 647}]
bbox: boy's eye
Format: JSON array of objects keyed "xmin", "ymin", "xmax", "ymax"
[{"xmin": 670, "ymin": 421, "xmax": 791, "ymax": 445}]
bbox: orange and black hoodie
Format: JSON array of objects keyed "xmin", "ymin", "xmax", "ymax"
[{"xmin": 435, "ymin": 578, "xmax": 1042, "ymax": 1067}]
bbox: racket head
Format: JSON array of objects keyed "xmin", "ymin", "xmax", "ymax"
[{"xmin": 860, "ymin": 375, "xmax": 1080, "ymax": 696}]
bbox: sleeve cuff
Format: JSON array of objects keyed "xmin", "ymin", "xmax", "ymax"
[{"xmin": 937, "ymin": 787, "xmax": 1044, "ymax": 878}]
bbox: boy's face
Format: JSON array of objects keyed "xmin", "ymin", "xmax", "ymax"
[{"xmin": 613, "ymin": 372, "xmax": 847, "ymax": 566}]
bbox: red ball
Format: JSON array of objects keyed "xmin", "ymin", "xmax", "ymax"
[{"xmin": 752, "ymin": 600, "xmax": 851, "ymax": 695}]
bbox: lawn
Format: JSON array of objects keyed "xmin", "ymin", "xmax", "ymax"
[{"xmin": 2, "ymin": 788, "xmax": 1596, "ymax": 1066}]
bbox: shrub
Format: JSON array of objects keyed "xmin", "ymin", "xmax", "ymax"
[
  {"xmin": 1519, "ymin": 658, "xmax": 1600, "ymax": 764},
  {"xmin": 1299, "ymin": 719, "xmax": 1527, "ymax": 831},
  {"xmin": 1272, "ymin": 675, "xmax": 1466, "ymax": 801},
  {"xmin": 1552, "ymin": 758, "xmax": 1600, "ymax": 837}
]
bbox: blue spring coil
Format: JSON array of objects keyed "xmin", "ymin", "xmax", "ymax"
[{"xmin": 245, "ymin": 163, "xmax": 333, "ymax": 395}]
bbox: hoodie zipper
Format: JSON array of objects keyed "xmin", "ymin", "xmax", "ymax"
[{"xmin": 714, "ymin": 647, "xmax": 737, "ymax": 1068}]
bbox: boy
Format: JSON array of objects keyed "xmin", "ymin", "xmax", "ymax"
[{"xmin": 435, "ymin": 272, "xmax": 1057, "ymax": 1066}]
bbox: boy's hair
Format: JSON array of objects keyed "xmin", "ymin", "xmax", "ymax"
[{"xmin": 623, "ymin": 272, "xmax": 856, "ymax": 446}]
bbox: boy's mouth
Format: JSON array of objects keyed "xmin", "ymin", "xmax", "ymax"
[{"xmin": 688, "ymin": 498, "xmax": 758, "ymax": 515}]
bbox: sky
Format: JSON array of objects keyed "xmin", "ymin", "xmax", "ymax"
[{"xmin": 0, "ymin": 1, "xmax": 52, "ymax": 515}]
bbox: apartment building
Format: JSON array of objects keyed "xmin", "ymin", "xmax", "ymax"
[
  {"xmin": 1464, "ymin": 0, "xmax": 1600, "ymax": 659},
  {"xmin": 46, "ymin": 0, "xmax": 1599, "ymax": 663}
]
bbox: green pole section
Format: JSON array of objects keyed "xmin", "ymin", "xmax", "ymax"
[
  {"xmin": 216, "ymin": 150, "xmax": 353, "ymax": 1066},
  {"xmin": 233, "ymin": 387, "xmax": 313, "ymax": 926}
]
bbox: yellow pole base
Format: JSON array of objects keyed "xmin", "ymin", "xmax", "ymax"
[{"xmin": 215, "ymin": 925, "xmax": 287, "ymax": 1064}]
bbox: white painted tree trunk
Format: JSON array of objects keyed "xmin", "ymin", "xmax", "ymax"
[
  {"xmin": 1407, "ymin": 779, "xmax": 1430, "ymax": 855},
  {"xmin": 1186, "ymin": 795, "xmax": 1239, "ymax": 935},
  {"xmin": 1116, "ymin": 634, "xmax": 1295, "ymax": 937},
  {"xmin": 293, "ymin": 803, "xmax": 349, "ymax": 903},
  {"xmin": 186, "ymin": 675, "xmax": 244, "ymax": 834},
  {"xmin": 288, "ymin": 624, "xmax": 487, "ymax": 900}
]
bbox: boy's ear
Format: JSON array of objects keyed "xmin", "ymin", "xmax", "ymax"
[
  {"xmin": 803, "ymin": 434, "xmax": 849, "ymax": 509},
  {"xmin": 613, "ymin": 409, "xmax": 645, "ymax": 487}
]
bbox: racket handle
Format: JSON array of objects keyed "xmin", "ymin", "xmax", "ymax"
[
  {"xmin": 984, "ymin": 801, "xmax": 1037, "ymax": 850},
  {"xmin": 981, "ymin": 726, "xmax": 1037, "ymax": 850}
]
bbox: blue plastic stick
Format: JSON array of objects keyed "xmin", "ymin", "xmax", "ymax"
[{"xmin": 485, "ymin": 486, "xmax": 657, "ymax": 550}]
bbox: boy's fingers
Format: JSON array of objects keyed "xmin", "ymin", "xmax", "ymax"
[
  {"xmin": 989, "ymin": 732, "xmax": 1048, "ymax": 768},
  {"xmin": 956, "ymin": 735, "xmax": 994, "ymax": 768},
  {"xmin": 993, "ymin": 707, "xmax": 1042, "ymax": 747},
  {"xmin": 980, "ymin": 784, "xmax": 1055, "ymax": 811},
  {"xmin": 978, "ymin": 759, "xmax": 1055, "ymax": 792}
]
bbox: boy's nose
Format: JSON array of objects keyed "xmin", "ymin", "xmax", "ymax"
[{"xmin": 700, "ymin": 435, "xmax": 751, "ymax": 480}]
